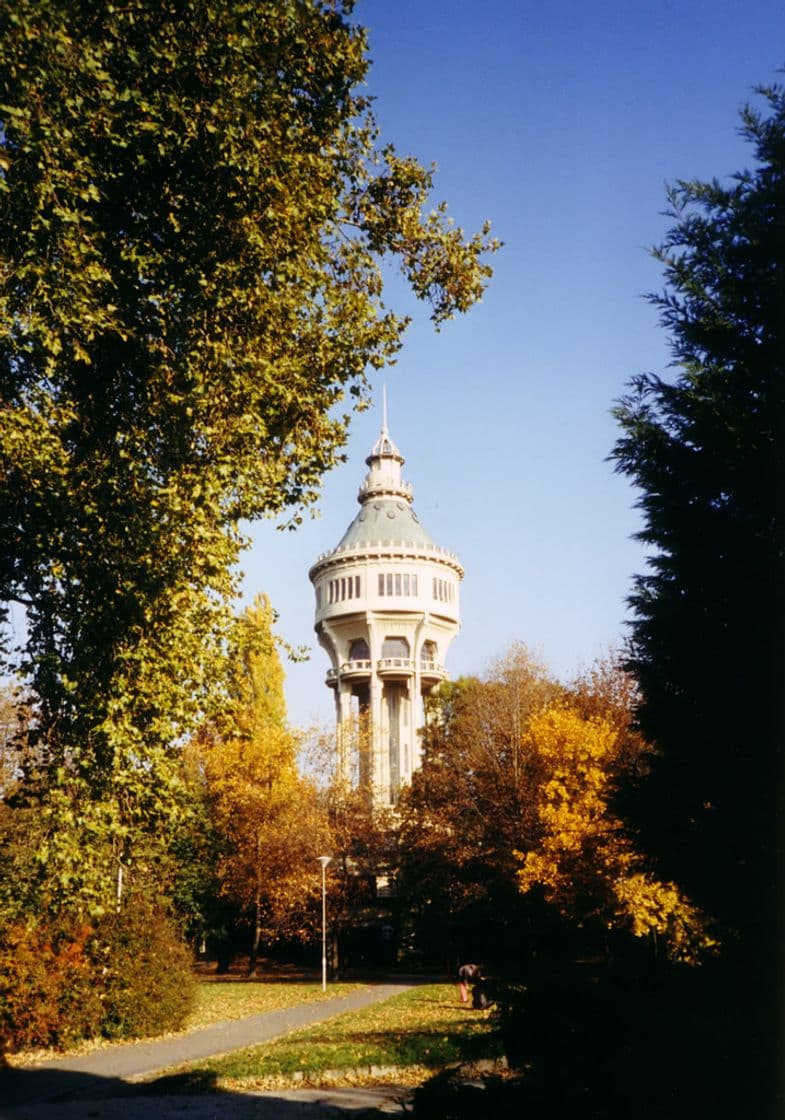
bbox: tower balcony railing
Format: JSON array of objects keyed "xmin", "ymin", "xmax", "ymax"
[
  {"xmin": 419, "ymin": 659, "xmax": 447, "ymax": 683},
  {"xmin": 358, "ymin": 478, "xmax": 414, "ymax": 501},
  {"xmin": 339, "ymin": 658, "xmax": 373, "ymax": 680},
  {"xmin": 329, "ymin": 658, "xmax": 447, "ymax": 685},
  {"xmin": 310, "ymin": 539, "xmax": 464, "ymax": 574},
  {"xmin": 376, "ymin": 656, "xmax": 415, "ymax": 678}
]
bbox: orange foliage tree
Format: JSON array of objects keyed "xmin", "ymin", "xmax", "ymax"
[
  {"xmin": 396, "ymin": 645, "xmax": 560, "ymax": 965},
  {"xmin": 194, "ymin": 595, "xmax": 327, "ymax": 974}
]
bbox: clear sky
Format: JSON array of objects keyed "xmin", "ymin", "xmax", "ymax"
[{"xmin": 241, "ymin": 0, "xmax": 784, "ymax": 729}]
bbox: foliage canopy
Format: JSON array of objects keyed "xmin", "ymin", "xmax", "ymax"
[
  {"xmin": 397, "ymin": 646, "xmax": 559, "ymax": 962},
  {"xmin": 0, "ymin": 3, "xmax": 496, "ymax": 752},
  {"xmin": 0, "ymin": 0, "xmax": 496, "ymax": 911},
  {"xmin": 516, "ymin": 705, "xmax": 712, "ymax": 963},
  {"xmin": 397, "ymin": 646, "xmax": 708, "ymax": 965}
]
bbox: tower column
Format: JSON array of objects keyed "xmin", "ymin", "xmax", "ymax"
[
  {"xmin": 411, "ymin": 614, "xmax": 428, "ymax": 777},
  {"xmin": 336, "ymin": 680, "xmax": 353, "ymax": 784},
  {"xmin": 411, "ymin": 668, "xmax": 423, "ymax": 776},
  {"xmin": 369, "ymin": 670, "xmax": 386, "ymax": 804}
]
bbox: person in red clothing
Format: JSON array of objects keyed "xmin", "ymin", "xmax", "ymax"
[{"xmin": 456, "ymin": 962, "xmax": 482, "ymax": 1005}]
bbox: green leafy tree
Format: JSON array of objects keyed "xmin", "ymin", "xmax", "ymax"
[
  {"xmin": 0, "ymin": 0, "xmax": 497, "ymax": 908},
  {"xmin": 166, "ymin": 740, "xmax": 230, "ymax": 956},
  {"xmin": 611, "ymin": 82, "xmax": 785, "ymax": 957}
]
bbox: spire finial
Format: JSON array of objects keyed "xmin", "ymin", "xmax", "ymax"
[{"xmin": 382, "ymin": 384, "xmax": 388, "ymax": 434}]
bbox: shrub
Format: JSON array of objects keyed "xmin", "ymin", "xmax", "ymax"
[
  {"xmin": 413, "ymin": 1067, "xmax": 526, "ymax": 1120},
  {"xmin": 95, "ymin": 900, "xmax": 195, "ymax": 1040},
  {"xmin": 0, "ymin": 900, "xmax": 194, "ymax": 1054},
  {"xmin": 494, "ymin": 957, "xmax": 757, "ymax": 1119},
  {"xmin": 0, "ymin": 919, "xmax": 103, "ymax": 1053}
]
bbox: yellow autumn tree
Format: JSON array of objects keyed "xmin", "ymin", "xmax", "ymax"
[
  {"xmin": 196, "ymin": 595, "xmax": 327, "ymax": 975},
  {"xmin": 516, "ymin": 705, "xmax": 714, "ymax": 963}
]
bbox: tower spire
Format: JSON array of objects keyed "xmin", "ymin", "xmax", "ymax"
[{"xmin": 359, "ymin": 391, "xmax": 410, "ymax": 504}]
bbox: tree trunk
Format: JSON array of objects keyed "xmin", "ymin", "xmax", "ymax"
[
  {"xmin": 248, "ymin": 888, "xmax": 262, "ymax": 977},
  {"xmin": 330, "ymin": 928, "xmax": 340, "ymax": 980}
]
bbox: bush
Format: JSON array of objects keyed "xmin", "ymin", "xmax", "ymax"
[
  {"xmin": 95, "ymin": 900, "xmax": 195, "ymax": 1040},
  {"xmin": 0, "ymin": 919, "xmax": 103, "ymax": 1053},
  {"xmin": 0, "ymin": 901, "xmax": 195, "ymax": 1054},
  {"xmin": 413, "ymin": 1067, "xmax": 526, "ymax": 1120}
]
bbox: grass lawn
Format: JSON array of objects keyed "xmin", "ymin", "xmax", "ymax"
[
  {"xmin": 8, "ymin": 980, "xmax": 367, "ymax": 1066},
  {"xmin": 147, "ymin": 984, "xmax": 504, "ymax": 1092},
  {"xmin": 187, "ymin": 980, "xmax": 367, "ymax": 1030}
]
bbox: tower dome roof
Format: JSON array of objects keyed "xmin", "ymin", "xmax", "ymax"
[{"xmin": 335, "ymin": 496, "xmax": 435, "ymax": 551}]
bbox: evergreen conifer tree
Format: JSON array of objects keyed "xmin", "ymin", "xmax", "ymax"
[{"xmin": 612, "ymin": 76, "xmax": 784, "ymax": 999}]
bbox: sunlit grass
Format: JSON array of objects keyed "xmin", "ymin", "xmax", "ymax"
[
  {"xmin": 149, "ymin": 984, "xmax": 503, "ymax": 1091},
  {"xmin": 187, "ymin": 981, "xmax": 367, "ymax": 1029},
  {"xmin": 9, "ymin": 980, "xmax": 367, "ymax": 1065}
]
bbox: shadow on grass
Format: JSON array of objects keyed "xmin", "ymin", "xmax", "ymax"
[
  {"xmin": 335, "ymin": 1024, "xmax": 502, "ymax": 1069},
  {"xmin": 134, "ymin": 1068, "xmax": 222, "ymax": 1095}
]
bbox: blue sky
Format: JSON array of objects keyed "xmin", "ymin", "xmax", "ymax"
[{"xmin": 242, "ymin": 0, "xmax": 784, "ymax": 729}]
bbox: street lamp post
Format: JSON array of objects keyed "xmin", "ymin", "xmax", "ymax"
[{"xmin": 317, "ymin": 856, "xmax": 332, "ymax": 992}]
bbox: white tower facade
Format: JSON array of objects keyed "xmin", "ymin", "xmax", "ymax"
[{"xmin": 309, "ymin": 418, "xmax": 463, "ymax": 805}]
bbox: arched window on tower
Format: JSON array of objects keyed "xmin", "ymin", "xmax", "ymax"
[
  {"xmin": 348, "ymin": 638, "xmax": 370, "ymax": 662},
  {"xmin": 421, "ymin": 640, "xmax": 438, "ymax": 665},
  {"xmin": 381, "ymin": 636, "xmax": 410, "ymax": 660}
]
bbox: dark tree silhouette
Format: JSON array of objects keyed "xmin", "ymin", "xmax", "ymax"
[{"xmin": 612, "ymin": 79, "xmax": 785, "ymax": 1115}]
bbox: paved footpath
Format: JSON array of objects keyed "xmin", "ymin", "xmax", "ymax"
[{"xmin": 0, "ymin": 983, "xmax": 417, "ymax": 1119}]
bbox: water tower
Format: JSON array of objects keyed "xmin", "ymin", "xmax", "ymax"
[{"xmin": 309, "ymin": 408, "xmax": 463, "ymax": 805}]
